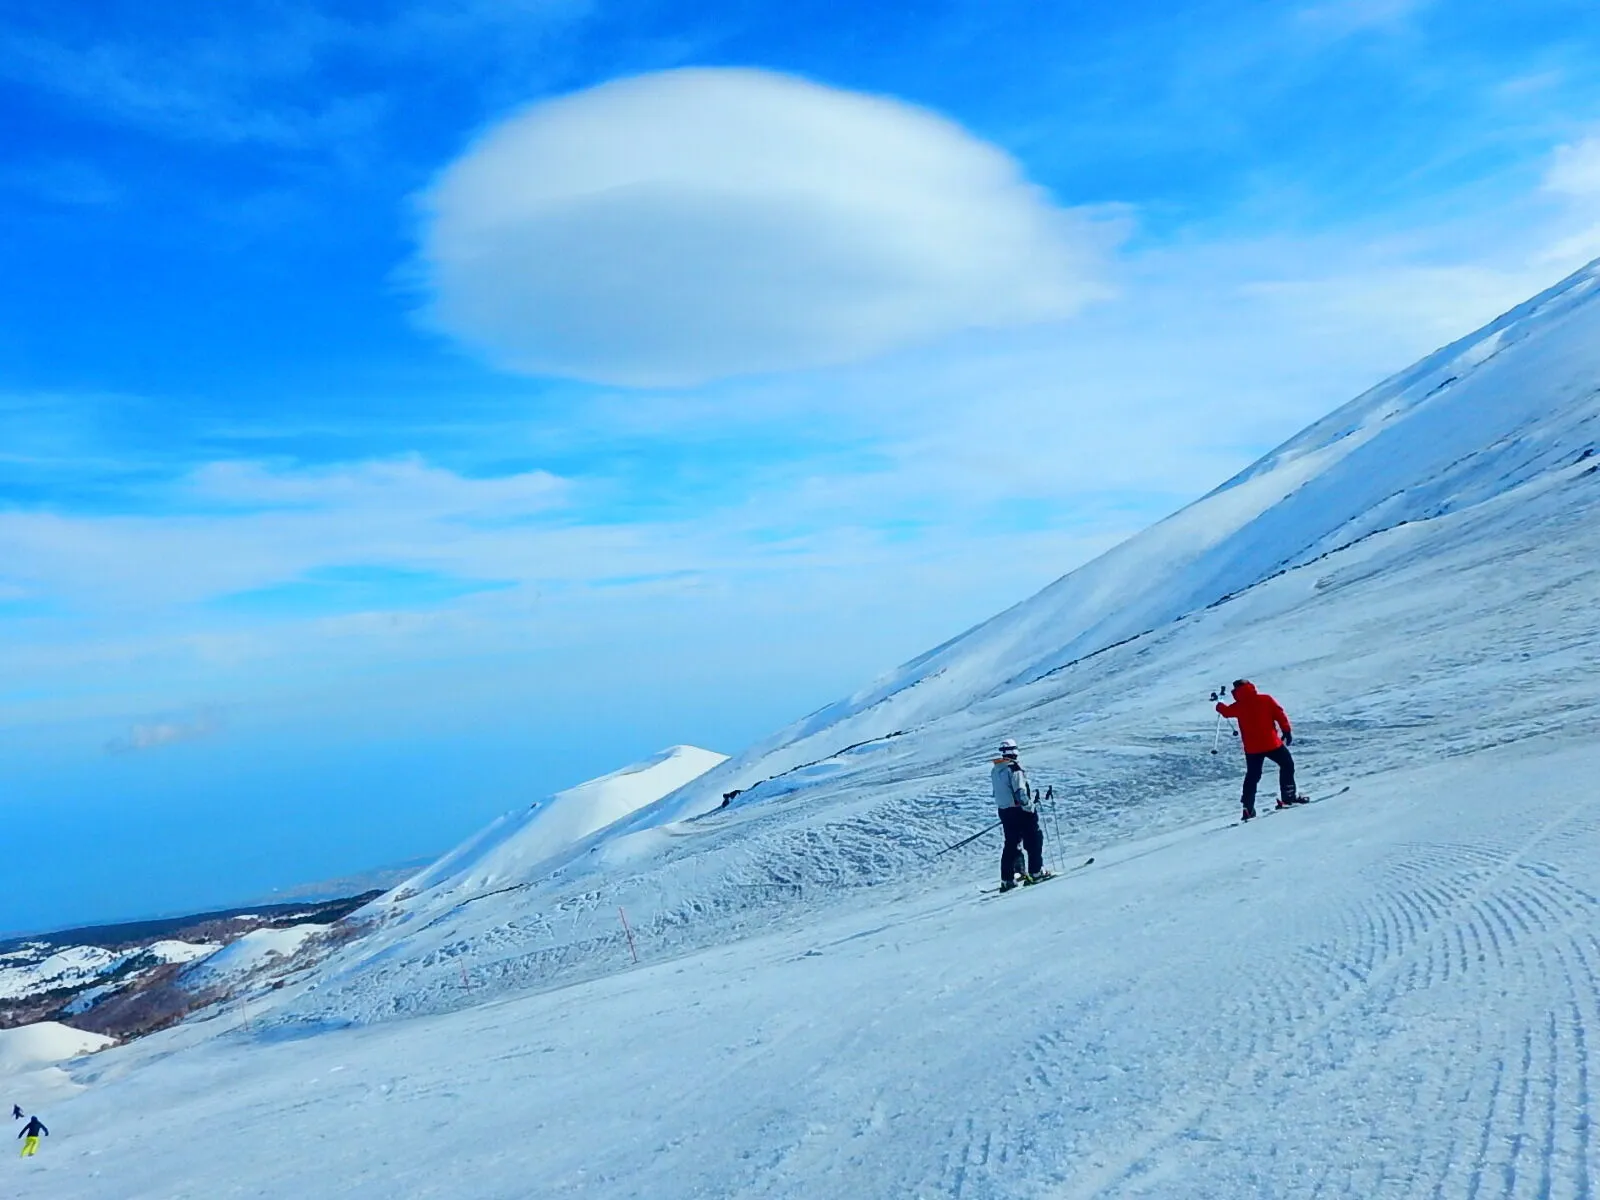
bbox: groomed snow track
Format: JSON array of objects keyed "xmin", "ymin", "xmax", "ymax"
[{"xmin": 22, "ymin": 740, "xmax": 1600, "ymax": 1199}]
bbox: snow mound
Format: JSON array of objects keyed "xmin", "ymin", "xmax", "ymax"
[
  {"xmin": 182, "ymin": 926, "xmax": 320, "ymax": 988},
  {"xmin": 0, "ymin": 1021, "xmax": 115, "ymax": 1074},
  {"xmin": 143, "ymin": 940, "xmax": 221, "ymax": 966},
  {"xmin": 397, "ymin": 744, "xmax": 728, "ymax": 897}
]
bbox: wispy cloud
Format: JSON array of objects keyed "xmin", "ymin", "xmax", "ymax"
[
  {"xmin": 1296, "ymin": 0, "xmax": 1432, "ymax": 36},
  {"xmin": 0, "ymin": 0, "xmax": 588, "ymax": 148},
  {"xmin": 1546, "ymin": 137, "xmax": 1600, "ymax": 197},
  {"xmin": 0, "ymin": 456, "xmax": 575, "ymax": 615},
  {"xmin": 105, "ymin": 710, "xmax": 221, "ymax": 755},
  {"xmin": 189, "ymin": 456, "xmax": 569, "ymax": 516}
]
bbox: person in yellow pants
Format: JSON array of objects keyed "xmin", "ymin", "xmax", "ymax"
[{"xmin": 17, "ymin": 1115, "xmax": 47, "ymax": 1156}]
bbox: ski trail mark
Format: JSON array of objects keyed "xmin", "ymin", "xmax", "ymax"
[{"xmin": 1052, "ymin": 791, "xmax": 1600, "ymax": 1199}]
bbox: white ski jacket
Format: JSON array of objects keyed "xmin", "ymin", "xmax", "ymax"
[{"xmin": 991, "ymin": 757, "xmax": 1034, "ymax": 811}]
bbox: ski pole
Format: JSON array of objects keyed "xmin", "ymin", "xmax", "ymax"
[
  {"xmin": 1033, "ymin": 787, "xmax": 1047, "ymax": 872},
  {"xmin": 1044, "ymin": 785, "xmax": 1064, "ymax": 871},
  {"xmin": 1210, "ymin": 713, "xmax": 1224, "ymax": 755},
  {"xmin": 932, "ymin": 820, "xmax": 1002, "ymax": 858}
]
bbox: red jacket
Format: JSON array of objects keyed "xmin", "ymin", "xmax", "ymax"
[{"xmin": 1216, "ymin": 682, "xmax": 1291, "ymax": 754}]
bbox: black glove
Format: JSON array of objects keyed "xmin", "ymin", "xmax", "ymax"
[{"xmin": 1283, "ymin": 730, "xmax": 1293, "ymax": 746}]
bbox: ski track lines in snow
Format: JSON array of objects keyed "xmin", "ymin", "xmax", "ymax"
[
  {"xmin": 1053, "ymin": 781, "xmax": 1600, "ymax": 1200},
  {"xmin": 14, "ymin": 740, "xmax": 1600, "ymax": 1200},
  {"xmin": 281, "ymin": 453, "xmax": 1600, "ymax": 1035}
]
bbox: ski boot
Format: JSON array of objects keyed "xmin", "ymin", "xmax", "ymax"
[
  {"xmin": 1241, "ymin": 805, "xmax": 1255, "ymax": 822},
  {"xmin": 999, "ymin": 878, "xmax": 1019, "ymax": 893},
  {"xmin": 1022, "ymin": 871, "xmax": 1054, "ymax": 886}
]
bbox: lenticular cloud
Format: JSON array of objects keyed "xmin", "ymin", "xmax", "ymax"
[{"xmin": 416, "ymin": 68, "xmax": 1108, "ymax": 387}]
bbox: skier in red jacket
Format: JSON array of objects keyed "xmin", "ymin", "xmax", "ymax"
[{"xmin": 1215, "ymin": 680, "xmax": 1304, "ymax": 821}]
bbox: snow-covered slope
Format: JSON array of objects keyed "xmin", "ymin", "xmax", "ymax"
[
  {"xmin": 17, "ymin": 738, "xmax": 1600, "ymax": 1198},
  {"xmin": 0, "ymin": 1023, "xmax": 114, "ymax": 1075},
  {"xmin": 0, "ymin": 1021, "xmax": 116, "ymax": 1115},
  {"xmin": 654, "ymin": 256, "xmax": 1600, "ymax": 814},
  {"xmin": 180, "ymin": 926, "xmax": 320, "ymax": 989},
  {"xmin": 211, "ymin": 255, "xmax": 1600, "ymax": 1030},
  {"xmin": 12, "ymin": 260, "xmax": 1600, "ymax": 1199},
  {"xmin": 0, "ymin": 946, "xmax": 122, "ymax": 1001},
  {"xmin": 0, "ymin": 940, "xmax": 217, "ymax": 1004},
  {"xmin": 393, "ymin": 744, "xmax": 728, "ymax": 899}
]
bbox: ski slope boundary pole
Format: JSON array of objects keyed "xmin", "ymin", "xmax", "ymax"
[{"xmin": 618, "ymin": 906, "xmax": 639, "ymax": 964}]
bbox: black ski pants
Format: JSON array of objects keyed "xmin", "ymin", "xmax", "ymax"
[
  {"xmin": 1241, "ymin": 746, "xmax": 1296, "ymax": 811},
  {"xmin": 998, "ymin": 806, "xmax": 1044, "ymax": 881}
]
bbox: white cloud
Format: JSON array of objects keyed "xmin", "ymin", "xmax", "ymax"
[
  {"xmin": 0, "ymin": 1, "xmax": 585, "ymax": 148},
  {"xmin": 105, "ymin": 710, "xmax": 220, "ymax": 755},
  {"xmin": 190, "ymin": 455, "xmax": 568, "ymax": 516},
  {"xmin": 417, "ymin": 68, "xmax": 1112, "ymax": 387},
  {"xmin": 1239, "ymin": 262, "xmax": 1560, "ymax": 350},
  {"xmin": 0, "ymin": 457, "xmax": 574, "ymax": 612},
  {"xmin": 1546, "ymin": 137, "xmax": 1600, "ymax": 198},
  {"xmin": 1296, "ymin": 0, "xmax": 1430, "ymax": 35}
]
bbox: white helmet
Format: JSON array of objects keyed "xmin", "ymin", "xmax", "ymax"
[{"xmin": 998, "ymin": 737, "xmax": 1019, "ymax": 756}]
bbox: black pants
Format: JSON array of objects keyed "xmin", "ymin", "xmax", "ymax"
[
  {"xmin": 1242, "ymin": 746, "xmax": 1296, "ymax": 811},
  {"xmin": 998, "ymin": 807, "xmax": 1044, "ymax": 880}
]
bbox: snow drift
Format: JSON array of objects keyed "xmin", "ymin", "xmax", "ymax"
[{"xmin": 0, "ymin": 1022, "xmax": 115, "ymax": 1076}]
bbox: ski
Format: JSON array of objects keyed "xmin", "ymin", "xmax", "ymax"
[
  {"xmin": 1230, "ymin": 785, "xmax": 1350, "ymax": 826},
  {"xmin": 979, "ymin": 857, "xmax": 1093, "ymax": 895},
  {"xmin": 980, "ymin": 875, "xmax": 1061, "ymax": 896}
]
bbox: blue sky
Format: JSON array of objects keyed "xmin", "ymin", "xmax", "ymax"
[{"xmin": 3, "ymin": 0, "xmax": 1599, "ymax": 932}]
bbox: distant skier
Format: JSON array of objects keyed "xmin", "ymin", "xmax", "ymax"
[
  {"xmin": 991, "ymin": 738, "xmax": 1050, "ymax": 890},
  {"xmin": 10, "ymin": 1104, "xmax": 21, "ymax": 1120},
  {"xmin": 1215, "ymin": 680, "xmax": 1304, "ymax": 820},
  {"xmin": 17, "ymin": 1115, "xmax": 47, "ymax": 1157}
]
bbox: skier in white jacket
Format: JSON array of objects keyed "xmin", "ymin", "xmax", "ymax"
[{"xmin": 990, "ymin": 738, "xmax": 1049, "ymax": 890}]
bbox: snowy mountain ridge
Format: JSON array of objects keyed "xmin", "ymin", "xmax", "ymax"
[
  {"xmin": 12, "ymin": 259, "xmax": 1600, "ymax": 1200},
  {"xmin": 653, "ymin": 255, "xmax": 1600, "ymax": 815},
  {"xmin": 227, "ymin": 253, "xmax": 1600, "ymax": 1032},
  {"xmin": 392, "ymin": 743, "xmax": 728, "ymax": 900}
]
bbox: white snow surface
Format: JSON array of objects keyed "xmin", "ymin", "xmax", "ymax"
[
  {"xmin": 0, "ymin": 1023, "xmax": 114, "ymax": 1075},
  {"xmin": 392, "ymin": 743, "xmax": 728, "ymax": 900},
  {"xmin": 180, "ymin": 926, "xmax": 321, "ymax": 989},
  {"xmin": 140, "ymin": 940, "xmax": 220, "ymax": 967},
  {"xmin": 11, "ymin": 258, "xmax": 1600, "ymax": 1197},
  {"xmin": 0, "ymin": 940, "xmax": 218, "ymax": 1008},
  {"xmin": 0, "ymin": 1025, "xmax": 116, "ymax": 1116},
  {"xmin": 0, "ymin": 946, "xmax": 119, "ymax": 1001},
  {"xmin": 17, "ymin": 744, "xmax": 1600, "ymax": 1197}
]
